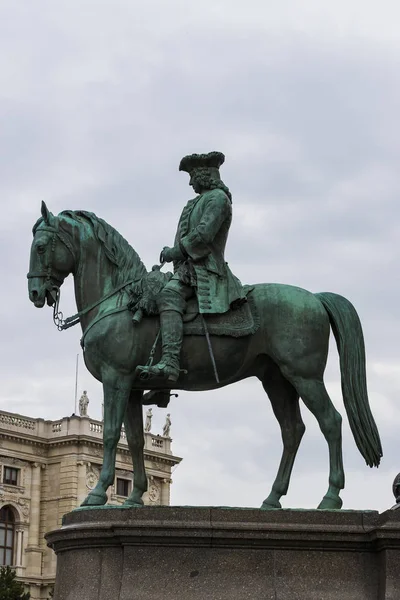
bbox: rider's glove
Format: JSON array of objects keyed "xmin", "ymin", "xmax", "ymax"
[{"xmin": 160, "ymin": 245, "xmax": 186, "ymax": 263}]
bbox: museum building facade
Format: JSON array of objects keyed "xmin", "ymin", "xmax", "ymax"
[{"xmin": 0, "ymin": 408, "xmax": 181, "ymax": 599}]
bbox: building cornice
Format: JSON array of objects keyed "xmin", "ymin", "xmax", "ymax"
[{"xmin": 0, "ymin": 428, "xmax": 182, "ymax": 467}]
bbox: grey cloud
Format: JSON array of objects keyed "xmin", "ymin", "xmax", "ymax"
[{"xmin": 1, "ymin": 1, "xmax": 400, "ymax": 511}]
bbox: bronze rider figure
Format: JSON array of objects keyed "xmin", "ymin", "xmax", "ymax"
[{"xmin": 137, "ymin": 151, "xmax": 245, "ymax": 382}]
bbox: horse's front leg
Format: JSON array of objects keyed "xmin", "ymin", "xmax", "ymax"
[
  {"xmin": 81, "ymin": 380, "xmax": 131, "ymax": 507},
  {"xmin": 123, "ymin": 390, "xmax": 147, "ymax": 507}
]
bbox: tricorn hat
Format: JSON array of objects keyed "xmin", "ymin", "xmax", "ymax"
[{"xmin": 179, "ymin": 151, "xmax": 225, "ymax": 177}]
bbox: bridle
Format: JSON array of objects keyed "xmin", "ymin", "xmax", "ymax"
[
  {"xmin": 27, "ymin": 226, "xmax": 73, "ymax": 286},
  {"xmin": 27, "ymin": 225, "xmax": 77, "ymax": 329},
  {"xmin": 27, "ymin": 223, "xmax": 138, "ymax": 333}
]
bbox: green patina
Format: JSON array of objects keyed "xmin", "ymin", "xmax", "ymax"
[{"xmin": 28, "ymin": 151, "xmax": 382, "ymax": 512}]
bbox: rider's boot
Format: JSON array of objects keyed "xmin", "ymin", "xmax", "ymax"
[{"xmin": 138, "ymin": 310, "xmax": 183, "ymax": 382}]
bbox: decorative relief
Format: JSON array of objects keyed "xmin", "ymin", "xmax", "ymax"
[
  {"xmin": 148, "ymin": 484, "xmax": 160, "ymax": 503},
  {"xmin": 1, "ymin": 485, "xmax": 19, "ymax": 495},
  {"xmin": 35, "ymin": 447, "xmax": 47, "ymax": 457},
  {"xmin": 86, "ymin": 466, "xmax": 100, "ymax": 490},
  {"xmin": 0, "ymin": 456, "xmax": 29, "ymax": 467},
  {"xmin": 146, "ymin": 479, "xmax": 161, "ymax": 505},
  {"xmin": 17, "ymin": 498, "xmax": 30, "ymax": 518},
  {"xmin": 0, "ymin": 493, "xmax": 29, "ymax": 522},
  {"xmin": 116, "ymin": 469, "xmax": 132, "ymax": 478}
]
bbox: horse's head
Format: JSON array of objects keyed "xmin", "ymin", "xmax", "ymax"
[{"xmin": 28, "ymin": 202, "xmax": 76, "ymax": 308}]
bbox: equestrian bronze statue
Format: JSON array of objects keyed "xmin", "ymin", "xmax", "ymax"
[{"xmin": 27, "ymin": 151, "xmax": 382, "ymax": 511}]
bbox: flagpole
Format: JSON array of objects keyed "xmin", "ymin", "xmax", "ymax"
[{"xmin": 74, "ymin": 354, "xmax": 79, "ymax": 414}]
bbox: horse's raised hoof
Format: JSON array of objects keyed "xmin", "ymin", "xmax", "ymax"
[
  {"xmin": 318, "ymin": 494, "xmax": 343, "ymax": 510},
  {"xmin": 81, "ymin": 490, "xmax": 108, "ymax": 507}
]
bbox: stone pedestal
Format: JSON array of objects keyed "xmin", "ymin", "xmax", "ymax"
[{"xmin": 46, "ymin": 506, "xmax": 400, "ymax": 600}]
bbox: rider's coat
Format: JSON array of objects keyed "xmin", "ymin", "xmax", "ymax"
[{"xmin": 173, "ymin": 188, "xmax": 245, "ymax": 314}]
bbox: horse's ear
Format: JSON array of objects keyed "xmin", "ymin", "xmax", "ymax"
[
  {"xmin": 41, "ymin": 201, "xmax": 56, "ymax": 226},
  {"xmin": 41, "ymin": 201, "xmax": 51, "ymax": 223}
]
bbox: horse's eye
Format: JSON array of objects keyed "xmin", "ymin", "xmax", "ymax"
[{"xmin": 37, "ymin": 245, "xmax": 46, "ymax": 254}]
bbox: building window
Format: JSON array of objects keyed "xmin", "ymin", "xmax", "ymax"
[
  {"xmin": 0, "ymin": 506, "xmax": 15, "ymax": 566},
  {"xmin": 116, "ymin": 478, "xmax": 131, "ymax": 497},
  {"xmin": 3, "ymin": 467, "xmax": 19, "ymax": 486}
]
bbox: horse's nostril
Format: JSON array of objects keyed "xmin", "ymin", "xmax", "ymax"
[{"xmin": 31, "ymin": 290, "xmax": 38, "ymax": 300}]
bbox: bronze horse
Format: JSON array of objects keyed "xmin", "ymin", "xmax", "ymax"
[{"xmin": 28, "ymin": 203, "xmax": 382, "ymax": 510}]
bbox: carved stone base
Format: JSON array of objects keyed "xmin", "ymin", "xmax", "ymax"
[{"xmin": 46, "ymin": 506, "xmax": 400, "ymax": 600}]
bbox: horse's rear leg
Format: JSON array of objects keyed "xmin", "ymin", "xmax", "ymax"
[
  {"xmin": 123, "ymin": 390, "xmax": 148, "ymax": 507},
  {"xmin": 287, "ymin": 375, "xmax": 344, "ymax": 509},
  {"xmin": 261, "ymin": 371, "xmax": 305, "ymax": 510}
]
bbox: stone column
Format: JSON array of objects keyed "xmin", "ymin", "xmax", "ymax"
[
  {"xmin": 26, "ymin": 463, "xmax": 43, "ymax": 576},
  {"xmin": 77, "ymin": 461, "xmax": 88, "ymax": 506},
  {"xmin": 15, "ymin": 529, "xmax": 23, "ymax": 566},
  {"xmin": 161, "ymin": 478, "xmax": 171, "ymax": 505}
]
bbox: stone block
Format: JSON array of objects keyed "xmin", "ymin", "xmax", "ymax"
[{"xmin": 46, "ymin": 506, "xmax": 400, "ymax": 600}]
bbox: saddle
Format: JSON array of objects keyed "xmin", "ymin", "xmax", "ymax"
[{"xmin": 128, "ymin": 267, "xmax": 259, "ymax": 338}]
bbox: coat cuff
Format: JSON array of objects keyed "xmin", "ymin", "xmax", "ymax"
[{"xmin": 181, "ymin": 231, "xmax": 209, "ymax": 261}]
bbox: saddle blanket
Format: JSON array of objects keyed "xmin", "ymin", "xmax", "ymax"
[
  {"xmin": 183, "ymin": 287, "xmax": 259, "ymax": 338},
  {"xmin": 128, "ymin": 271, "xmax": 259, "ymax": 338}
]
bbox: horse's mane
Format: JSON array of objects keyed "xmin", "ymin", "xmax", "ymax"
[{"xmin": 60, "ymin": 210, "xmax": 148, "ymax": 286}]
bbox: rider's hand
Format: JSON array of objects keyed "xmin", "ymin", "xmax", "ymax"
[
  {"xmin": 160, "ymin": 246, "xmax": 185, "ymax": 263},
  {"xmin": 160, "ymin": 247, "xmax": 173, "ymax": 263}
]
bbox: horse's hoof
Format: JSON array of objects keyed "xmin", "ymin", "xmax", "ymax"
[
  {"xmin": 81, "ymin": 490, "xmax": 108, "ymax": 507},
  {"xmin": 318, "ymin": 495, "xmax": 343, "ymax": 510},
  {"xmin": 261, "ymin": 492, "xmax": 282, "ymax": 510},
  {"xmin": 261, "ymin": 500, "xmax": 282, "ymax": 510},
  {"xmin": 123, "ymin": 494, "xmax": 144, "ymax": 508},
  {"xmin": 123, "ymin": 500, "xmax": 144, "ymax": 508}
]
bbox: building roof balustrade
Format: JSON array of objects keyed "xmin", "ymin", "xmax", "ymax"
[{"xmin": 0, "ymin": 410, "xmax": 173, "ymax": 456}]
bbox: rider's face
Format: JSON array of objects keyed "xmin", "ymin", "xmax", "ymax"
[{"xmin": 189, "ymin": 174, "xmax": 202, "ymax": 194}]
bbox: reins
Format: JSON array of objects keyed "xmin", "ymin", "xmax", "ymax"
[{"xmin": 53, "ymin": 279, "xmax": 137, "ymax": 332}]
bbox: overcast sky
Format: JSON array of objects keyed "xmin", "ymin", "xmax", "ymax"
[{"xmin": 1, "ymin": 0, "xmax": 400, "ymax": 512}]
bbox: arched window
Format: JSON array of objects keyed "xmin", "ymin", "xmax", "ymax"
[{"xmin": 0, "ymin": 506, "xmax": 15, "ymax": 566}]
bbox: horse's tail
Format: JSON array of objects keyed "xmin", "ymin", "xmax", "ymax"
[{"xmin": 315, "ymin": 292, "xmax": 382, "ymax": 467}]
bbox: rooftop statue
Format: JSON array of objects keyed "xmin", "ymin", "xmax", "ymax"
[
  {"xmin": 27, "ymin": 151, "xmax": 382, "ymax": 511},
  {"xmin": 78, "ymin": 390, "xmax": 89, "ymax": 416},
  {"xmin": 144, "ymin": 408, "xmax": 152, "ymax": 433},
  {"xmin": 163, "ymin": 414, "xmax": 171, "ymax": 438}
]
